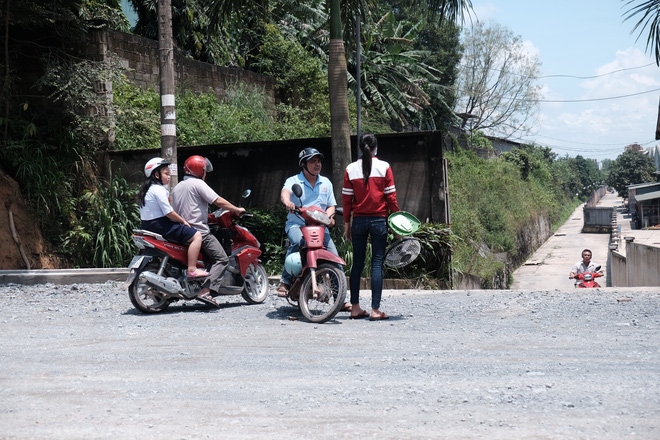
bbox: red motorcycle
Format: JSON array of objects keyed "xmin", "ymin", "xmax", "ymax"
[
  {"xmin": 571, "ymin": 265, "xmax": 603, "ymax": 288},
  {"xmin": 126, "ymin": 206, "xmax": 268, "ymax": 313},
  {"xmin": 282, "ymin": 183, "xmax": 347, "ymax": 323}
]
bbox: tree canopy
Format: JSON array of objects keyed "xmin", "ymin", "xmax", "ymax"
[
  {"xmin": 606, "ymin": 150, "xmax": 657, "ymax": 197},
  {"xmin": 455, "ymin": 21, "xmax": 541, "ymax": 139}
]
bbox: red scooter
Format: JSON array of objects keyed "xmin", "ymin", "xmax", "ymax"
[
  {"xmin": 282, "ymin": 183, "xmax": 347, "ymax": 323},
  {"xmin": 126, "ymin": 206, "xmax": 268, "ymax": 313},
  {"xmin": 571, "ymin": 265, "xmax": 603, "ymax": 288}
]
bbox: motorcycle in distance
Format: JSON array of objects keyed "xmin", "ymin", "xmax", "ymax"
[
  {"xmin": 281, "ymin": 183, "xmax": 347, "ymax": 323},
  {"xmin": 125, "ymin": 190, "xmax": 269, "ymax": 313},
  {"xmin": 571, "ymin": 265, "xmax": 603, "ymax": 288}
]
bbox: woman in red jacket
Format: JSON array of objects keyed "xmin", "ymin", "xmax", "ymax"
[{"xmin": 342, "ymin": 133, "xmax": 400, "ymax": 321}]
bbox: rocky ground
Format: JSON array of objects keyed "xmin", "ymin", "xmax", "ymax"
[{"xmin": 1, "ymin": 281, "xmax": 658, "ymax": 439}]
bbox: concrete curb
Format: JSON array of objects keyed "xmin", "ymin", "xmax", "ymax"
[{"xmin": 0, "ymin": 268, "xmax": 130, "ymax": 285}]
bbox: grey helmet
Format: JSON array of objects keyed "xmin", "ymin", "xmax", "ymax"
[{"xmin": 298, "ymin": 147, "xmax": 324, "ymax": 168}]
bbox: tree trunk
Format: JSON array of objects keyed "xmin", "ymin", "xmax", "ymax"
[
  {"xmin": 328, "ymin": 0, "xmax": 352, "ymax": 203},
  {"xmin": 158, "ymin": 0, "xmax": 177, "ymax": 188}
]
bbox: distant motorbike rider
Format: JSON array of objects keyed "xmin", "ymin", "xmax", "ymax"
[
  {"xmin": 172, "ymin": 155, "xmax": 245, "ymax": 306},
  {"xmin": 569, "ymin": 249, "xmax": 603, "ymax": 284}
]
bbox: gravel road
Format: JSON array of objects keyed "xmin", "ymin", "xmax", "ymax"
[{"xmin": 1, "ymin": 281, "xmax": 659, "ymax": 439}]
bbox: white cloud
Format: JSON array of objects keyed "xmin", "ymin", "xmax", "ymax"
[
  {"xmin": 521, "ymin": 40, "xmax": 540, "ymax": 59},
  {"xmin": 472, "ymin": 3, "xmax": 498, "ymax": 22}
]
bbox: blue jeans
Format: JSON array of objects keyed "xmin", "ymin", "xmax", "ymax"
[
  {"xmin": 350, "ymin": 216, "xmax": 387, "ymax": 310},
  {"xmin": 280, "ymin": 225, "xmax": 338, "ymax": 287}
]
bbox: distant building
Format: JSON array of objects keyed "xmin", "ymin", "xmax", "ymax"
[
  {"xmin": 646, "ymin": 144, "xmax": 660, "ymax": 175},
  {"xmin": 625, "ymin": 143, "xmax": 644, "ymax": 152},
  {"xmin": 627, "ymin": 181, "xmax": 660, "ymax": 229}
]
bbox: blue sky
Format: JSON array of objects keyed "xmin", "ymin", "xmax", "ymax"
[{"xmin": 470, "ymin": 0, "xmax": 660, "ymax": 161}]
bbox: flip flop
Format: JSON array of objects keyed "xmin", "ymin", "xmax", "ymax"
[
  {"xmin": 187, "ymin": 269, "xmax": 210, "ymax": 278},
  {"xmin": 340, "ymin": 303, "xmax": 353, "ymax": 312},
  {"xmin": 369, "ymin": 312, "xmax": 390, "ymax": 321},
  {"xmin": 196, "ymin": 292, "xmax": 220, "ymax": 308},
  {"xmin": 349, "ymin": 310, "xmax": 369, "ymax": 319},
  {"xmin": 276, "ymin": 284, "xmax": 289, "ymax": 297}
]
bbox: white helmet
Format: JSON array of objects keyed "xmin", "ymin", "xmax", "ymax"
[
  {"xmin": 284, "ymin": 252, "xmax": 302, "ymax": 277},
  {"xmin": 144, "ymin": 157, "xmax": 170, "ymax": 178}
]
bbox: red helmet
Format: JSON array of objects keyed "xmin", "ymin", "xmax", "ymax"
[{"xmin": 184, "ymin": 155, "xmax": 213, "ymax": 178}]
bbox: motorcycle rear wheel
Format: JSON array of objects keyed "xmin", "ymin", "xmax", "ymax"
[
  {"xmin": 241, "ymin": 263, "xmax": 269, "ymax": 304},
  {"xmin": 299, "ymin": 263, "xmax": 347, "ymax": 323},
  {"xmin": 128, "ymin": 261, "xmax": 172, "ymax": 313}
]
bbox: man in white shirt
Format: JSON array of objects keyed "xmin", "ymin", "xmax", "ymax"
[{"xmin": 569, "ymin": 249, "xmax": 603, "ymax": 284}]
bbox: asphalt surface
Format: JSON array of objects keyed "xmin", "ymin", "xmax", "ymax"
[{"xmin": 1, "ymin": 280, "xmax": 658, "ymax": 439}]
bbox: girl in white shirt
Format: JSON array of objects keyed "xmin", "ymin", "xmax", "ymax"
[{"xmin": 137, "ymin": 157, "xmax": 208, "ymax": 278}]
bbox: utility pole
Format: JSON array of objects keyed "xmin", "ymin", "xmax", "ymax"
[{"xmin": 158, "ymin": 0, "xmax": 177, "ymax": 188}]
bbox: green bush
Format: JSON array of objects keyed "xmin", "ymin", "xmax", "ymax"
[
  {"xmin": 446, "ymin": 146, "xmax": 583, "ymax": 283},
  {"xmin": 62, "ymin": 172, "xmax": 139, "ymax": 268},
  {"xmin": 240, "ymin": 206, "xmax": 289, "ymax": 276}
]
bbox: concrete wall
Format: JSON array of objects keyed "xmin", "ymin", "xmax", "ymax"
[
  {"xmin": 585, "ymin": 186, "xmax": 607, "ymax": 208},
  {"xmin": 627, "ymin": 242, "xmax": 660, "ymax": 286},
  {"xmin": 609, "ymin": 250, "xmax": 627, "ymax": 288},
  {"xmin": 86, "ymin": 29, "xmax": 276, "ymax": 112},
  {"xmin": 608, "ymin": 242, "xmax": 660, "ymax": 287},
  {"xmin": 583, "ymin": 207, "xmax": 613, "ymax": 233},
  {"xmin": 105, "ymin": 131, "xmax": 450, "ymax": 224}
]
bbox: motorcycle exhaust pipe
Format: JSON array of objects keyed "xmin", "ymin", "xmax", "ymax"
[{"xmin": 139, "ymin": 271, "xmax": 184, "ymax": 296}]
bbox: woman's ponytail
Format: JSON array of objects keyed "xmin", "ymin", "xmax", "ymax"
[{"xmin": 359, "ymin": 133, "xmax": 378, "ymax": 186}]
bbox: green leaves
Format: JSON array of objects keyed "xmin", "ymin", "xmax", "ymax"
[
  {"xmin": 606, "ymin": 150, "xmax": 656, "ymax": 197},
  {"xmin": 62, "ymin": 172, "xmax": 140, "ymax": 267}
]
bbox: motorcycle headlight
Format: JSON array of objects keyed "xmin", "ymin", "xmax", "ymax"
[{"xmin": 307, "ymin": 210, "xmax": 331, "ymax": 226}]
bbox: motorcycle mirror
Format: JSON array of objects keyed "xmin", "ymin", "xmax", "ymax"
[
  {"xmin": 292, "ymin": 184, "xmax": 303, "ymax": 198},
  {"xmin": 594, "ymin": 265, "xmax": 601, "ymax": 271},
  {"xmin": 242, "ymin": 189, "xmax": 252, "ymax": 199}
]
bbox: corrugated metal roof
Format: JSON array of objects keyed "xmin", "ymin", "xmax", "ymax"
[
  {"xmin": 635, "ymin": 190, "xmax": 660, "ymax": 202},
  {"xmin": 627, "ymin": 181, "xmax": 660, "ymax": 190}
]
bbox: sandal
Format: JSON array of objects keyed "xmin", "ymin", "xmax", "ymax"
[
  {"xmin": 349, "ymin": 310, "xmax": 369, "ymax": 319},
  {"xmin": 276, "ymin": 284, "xmax": 289, "ymax": 297},
  {"xmin": 340, "ymin": 303, "xmax": 353, "ymax": 312},
  {"xmin": 196, "ymin": 292, "xmax": 220, "ymax": 308},
  {"xmin": 369, "ymin": 311, "xmax": 390, "ymax": 321},
  {"xmin": 187, "ymin": 269, "xmax": 210, "ymax": 278}
]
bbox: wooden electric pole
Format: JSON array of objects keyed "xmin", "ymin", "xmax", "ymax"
[{"xmin": 158, "ymin": 0, "xmax": 177, "ymax": 188}]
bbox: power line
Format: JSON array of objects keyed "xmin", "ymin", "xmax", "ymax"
[
  {"xmin": 510, "ymin": 137, "xmax": 656, "ymax": 153},
  {"xmin": 529, "ymin": 134, "xmax": 656, "ymax": 147},
  {"xmin": 537, "ymin": 62, "xmax": 656, "ymax": 79},
  {"xmin": 537, "ymin": 87, "xmax": 660, "ymax": 103},
  {"xmin": 459, "ymin": 61, "xmax": 657, "ymax": 82}
]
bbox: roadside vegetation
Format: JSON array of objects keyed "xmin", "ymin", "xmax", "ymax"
[
  {"xmin": 1, "ymin": 1, "xmax": 604, "ymax": 288},
  {"xmin": 447, "ymin": 135, "xmax": 602, "ymax": 286}
]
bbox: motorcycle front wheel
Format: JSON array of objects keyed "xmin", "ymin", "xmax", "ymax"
[
  {"xmin": 299, "ymin": 263, "xmax": 347, "ymax": 323},
  {"xmin": 241, "ymin": 263, "xmax": 269, "ymax": 304},
  {"xmin": 128, "ymin": 261, "xmax": 172, "ymax": 313}
]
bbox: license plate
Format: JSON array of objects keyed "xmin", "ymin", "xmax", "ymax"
[{"xmin": 128, "ymin": 256, "xmax": 144, "ymax": 269}]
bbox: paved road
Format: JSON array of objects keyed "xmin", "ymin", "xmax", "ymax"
[
  {"xmin": 1, "ymin": 281, "xmax": 658, "ymax": 439},
  {"xmin": 511, "ymin": 192, "xmax": 660, "ymax": 290}
]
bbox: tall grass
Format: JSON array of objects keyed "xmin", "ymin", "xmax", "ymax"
[{"xmin": 62, "ymin": 171, "xmax": 139, "ymax": 268}]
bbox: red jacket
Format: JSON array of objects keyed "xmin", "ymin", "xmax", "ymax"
[{"xmin": 342, "ymin": 157, "xmax": 400, "ymax": 223}]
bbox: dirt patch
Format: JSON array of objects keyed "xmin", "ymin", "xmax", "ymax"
[{"xmin": 0, "ymin": 169, "xmax": 62, "ymax": 269}]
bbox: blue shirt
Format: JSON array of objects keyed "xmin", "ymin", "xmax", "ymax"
[{"xmin": 283, "ymin": 172, "xmax": 336, "ymax": 231}]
